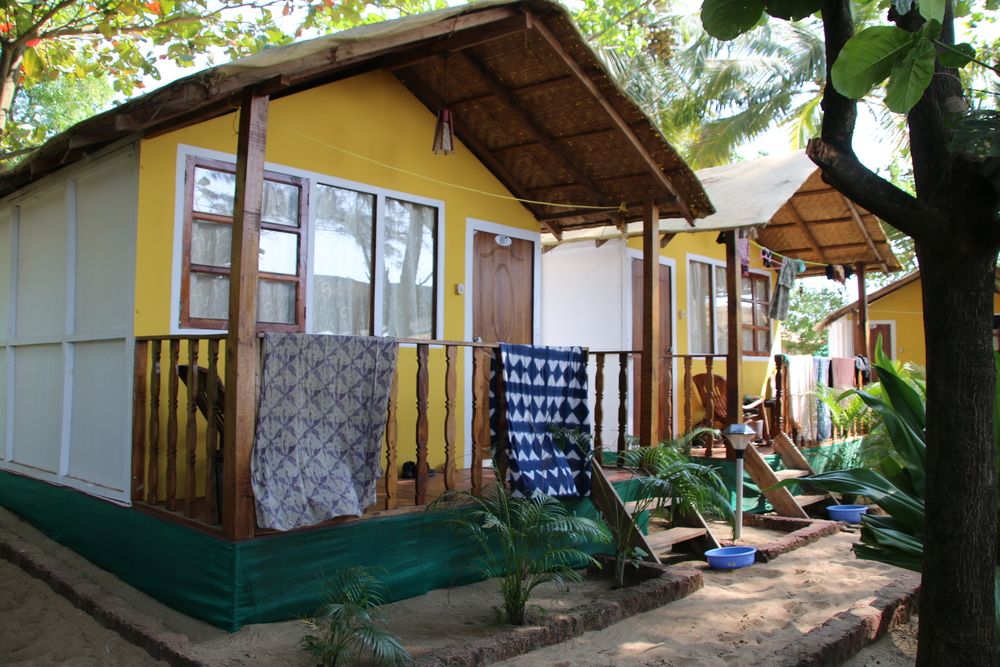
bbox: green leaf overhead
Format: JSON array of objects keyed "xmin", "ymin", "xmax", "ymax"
[
  {"xmin": 701, "ymin": 0, "xmax": 766, "ymax": 40},
  {"xmin": 763, "ymin": 0, "xmax": 823, "ymax": 21},
  {"xmin": 831, "ymin": 26, "xmax": 915, "ymax": 99},
  {"xmin": 885, "ymin": 37, "xmax": 937, "ymax": 113},
  {"xmin": 939, "ymin": 42, "xmax": 977, "ymax": 68},
  {"xmin": 919, "ymin": 0, "xmax": 946, "ymax": 23}
]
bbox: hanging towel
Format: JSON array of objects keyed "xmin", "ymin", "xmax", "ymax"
[
  {"xmin": 737, "ymin": 233, "xmax": 750, "ymax": 277},
  {"xmin": 787, "ymin": 355, "xmax": 816, "ymax": 442},
  {"xmin": 769, "ymin": 258, "xmax": 798, "ymax": 321},
  {"xmin": 252, "ymin": 333, "xmax": 397, "ymax": 531},
  {"xmin": 498, "ymin": 344, "xmax": 591, "ymax": 498},
  {"xmin": 814, "ymin": 357, "xmax": 832, "ymax": 441},
  {"xmin": 830, "ymin": 357, "xmax": 856, "ymax": 390}
]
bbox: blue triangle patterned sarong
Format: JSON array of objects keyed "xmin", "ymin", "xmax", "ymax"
[{"xmin": 498, "ymin": 343, "xmax": 591, "ymax": 498}]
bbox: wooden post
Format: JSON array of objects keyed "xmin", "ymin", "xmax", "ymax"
[
  {"xmin": 444, "ymin": 345, "xmax": 457, "ymax": 491},
  {"xmin": 774, "ymin": 354, "xmax": 786, "ymax": 435},
  {"xmin": 415, "ymin": 343, "xmax": 430, "ymax": 505},
  {"xmin": 618, "ymin": 352, "xmax": 628, "ymax": 457},
  {"xmin": 725, "ymin": 232, "xmax": 743, "ymax": 435},
  {"xmin": 855, "ymin": 262, "xmax": 869, "ymax": 360},
  {"xmin": 184, "ymin": 339, "xmax": 199, "ymax": 518},
  {"xmin": 594, "ymin": 352, "xmax": 605, "ymax": 460},
  {"xmin": 384, "ymin": 366, "xmax": 399, "ymax": 510},
  {"xmin": 147, "ymin": 340, "xmax": 161, "ymax": 504},
  {"xmin": 640, "ymin": 199, "xmax": 659, "ymax": 446},
  {"xmin": 130, "ymin": 341, "xmax": 148, "ymax": 502},
  {"xmin": 223, "ymin": 89, "xmax": 269, "ymax": 541}
]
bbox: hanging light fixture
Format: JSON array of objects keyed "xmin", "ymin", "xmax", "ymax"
[
  {"xmin": 432, "ymin": 54, "xmax": 455, "ymax": 156},
  {"xmin": 432, "ymin": 108, "xmax": 454, "ymax": 155}
]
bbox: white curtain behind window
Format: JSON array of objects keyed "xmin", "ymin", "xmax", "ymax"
[
  {"xmin": 382, "ymin": 198, "xmax": 435, "ymax": 339},
  {"xmin": 689, "ymin": 262, "xmax": 712, "ymax": 354}
]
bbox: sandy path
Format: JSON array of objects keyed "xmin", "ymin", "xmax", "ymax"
[
  {"xmin": 496, "ymin": 531, "xmax": 917, "ymax": 666},
  {"xmin": 0, "ymin": 558, "xmax": 165, "ymax": 666}
]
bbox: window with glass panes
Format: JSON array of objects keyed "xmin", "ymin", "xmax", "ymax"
[
  {"xmin": 182, "ymin": 156, "xmax": 306, "ymax": 331},
  {"xmin": 742, "ymin": 272, "xmax": 772, "ymax": 356},
  {"xmin": 181, "ymin": 155, "xmax": 439, "ymax": 339},
  {"xmin": 688, "ymin": 259, "xmax": 728, "ymax": 354}
]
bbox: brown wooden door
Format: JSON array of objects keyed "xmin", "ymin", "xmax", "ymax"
[
  {"xmin": 472, "ymin": 231, "xmax": 534, "ymax": 457},
  {"xmin": 631, "ymin": 258, "xmax": 673, "ymax": 440},
  {"xmin": 868, "ymin": 322, "xmax": 893, "ymax": 381}
]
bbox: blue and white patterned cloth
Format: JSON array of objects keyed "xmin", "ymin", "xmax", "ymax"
[
  {"xmin": 252, "ymin": 333, "xmax": 397, "ymax": 531},
  {"xmin": 498, "ymin": 344, "xmax": 591, "ymax": 498}
]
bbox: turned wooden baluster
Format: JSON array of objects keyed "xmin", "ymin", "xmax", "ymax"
[
  {"xmin": 130, "ymin": 341, "xmax": 149, "ymax": 502},
  {"xmin": 683, "ymin": 357, "xmax": 693, "ymax": 435},
  {"xmin": 705, "ymin": 357, "xmax": 715, "ymax": 457},
  {"xmin": 415, "ymin": 343, "xmax": 430, "ymax": 506},
  {"xmin": 471, "ymin": 347, "xmax": 486, "ymax": 496},
  {"xmin": 166, "ymin": 339, "xmax": 180, "ymax": 511},
  {"xmin": 384, "ymin": 365, "xmax": 399, "ymax": 510},
  {"xmin": 146, "ymin": 340, "xmax": 161, "ymax": 504},
  {"xmin": 663, "ymin": 352, "xmax": 673, "ymax": 440},
  {"xmin": 205, "ymin": 339, "xmax": 220, "ymax": 523},
  {"xmin": 444, "ymin": 345, "xmax": 457, "ymax": 491},
  {"xmin": 593, "ymin": 352, "xmax": 605, "ymax": 462},
  {"xmin": 617, "ymin": 352, "xmax": 628, "ymax": 458},
  {"xmin": 184, "ymin": 339, "xmax": 199, "ymax": 518},
  {"xmin": 774, "ymin": 355, "xmax": 785, "ymax": 435}
]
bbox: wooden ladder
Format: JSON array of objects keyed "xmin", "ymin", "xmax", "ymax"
[
  {"xmin": 590, "ymin": 462, "xmax": 720, "ymax": 562},
  {"xmin": 742, "ymin": 432, "xmax": 834, "ymax": 519}
]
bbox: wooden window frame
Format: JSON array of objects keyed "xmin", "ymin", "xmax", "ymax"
[
  {"xmin": 741, "ymin": 272, "xmax": 772, "ymax": 357},
  {"xmin": 180, "ymin": 155, "xmax": 308, "ymax": 332}
]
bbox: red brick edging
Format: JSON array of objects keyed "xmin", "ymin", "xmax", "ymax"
[{"xmin": 723, "ymin": 514, "xmax": 844, "ymax": 562}]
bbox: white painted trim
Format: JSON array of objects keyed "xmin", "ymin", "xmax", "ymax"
[
  {"xmin": 3, "ymin": 347, "xmax": 11, "ymax": 462},
  {"xmin": 625, "ymin": 249, "xmax": 679, "ymax": 433},
  {"xmin": 463, "ymin": 218, "xmax": 541, "ymax": 467},
  {"xmin": 65, "ymin": 181, "xmax": 77, "ymax": 336},
  {"xmin": 58, "ymin": 341, "xmax": 74, "ymax": 477},
  {"xmin": 4, "ymin": 207, "xmax": 15, "ymax": 463},
  {"xmin": 0, "ymin": 460, "xmax": 130, "ymax": 503},
  {"xmin": 172, "ymin": 144, "xmax": 448, "ymax": 339}
]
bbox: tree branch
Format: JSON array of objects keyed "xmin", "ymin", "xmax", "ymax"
[{"xmin": 818, "ymin": 0, "xmax": 855, "ymax": 151}]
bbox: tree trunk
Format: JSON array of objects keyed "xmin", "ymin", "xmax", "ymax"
[
  {"xmin": 916, "ymin": 235, "xmax": 998, "ymax": 665},
  {"xmin": 0, "ymin": 45, "xmax": 22, "ymax": 131}
]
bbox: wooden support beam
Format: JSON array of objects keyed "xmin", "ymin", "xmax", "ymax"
[
  {"xmin": 594, "ymin": 239, "xmax": 608, "ymax": 248},
  {"xmin": 456, "ymin": 51, "xmax": 609, "ymax": 205},
  {"xmin": 784, "ymin": 199, "xmax": 830, "ymax": 264},
  {"xmin": 640, "ymin": 200, "xmax": 659, "ymax": 446},
  {"xmin": 855, "ymin": 262, "xmax": 869, "ymax": 359},
  {"xmin": 528, "ymin": 15, "xmax": 696, "ymax": 225},
  {"xmin": 725, "ymin": 232, "xmax": 743, "ymax": 434},
  {"xmin": 659, "ymin": 232, "xmax": 675, "ymax": 248},
  {"xmin": 842, "ymin": 195, "xmax": 889, "ymax": 273},
  {"xmin": 223, "ymin": 89, "xmax": 269, "ymax": 541},
  {"xmin": 383, "ymin": 14, "xmax": 530, "ymax": 71},
  {"xmin": 541, "ymin": 244, "xmax": 556, "ymax": 254}
]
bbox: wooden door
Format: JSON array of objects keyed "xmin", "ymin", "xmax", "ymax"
[
  {"xmin": 631, "ymin": 258, "xmax": 673, "ymax": 440},
  {"xmin": 868, "ymin": 322, "xmax": 893, "ymax": 381},
  {"xmin": 472, "ymin": 231, "xmax": 534, "ymax": 460}
]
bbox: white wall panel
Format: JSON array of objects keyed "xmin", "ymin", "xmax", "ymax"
[
  {"xmin": 0, "ymin": 212, "xmax": 11, "ymax": 339},
  {"xmin": 68, "ymin": 340, "xmax": 129, "ymax": 492},
  {"xmin": 17, "ymin": 191, "xmax": 67, "ymax": 338},
  {"xmin": 75, "ymin": 159, "xmax": 136, "ymax": 335},
  {"xmin": 11, "ymin": 344, "xmax": 63, "ymax": 472}
]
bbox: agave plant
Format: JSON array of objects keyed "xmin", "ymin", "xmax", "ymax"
[
  {"xmin": 430, "ymin": 482, "xmax": 610, "ymax": 626},
  {"xmin": 301, "ymin": 566, "xmax": 411, "ymax": 667}
]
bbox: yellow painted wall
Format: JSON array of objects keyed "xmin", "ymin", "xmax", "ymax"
[
  {"xmin": 627, "ymin": 232, "xmax": 780, "ymax": 429},
  {"xmin": 844, "ymin": 277, "xmax": 1000, "ymax": 367},
  {"xmin": 134, "ymin": 70, "xmax": 542, "ymax": 479}
]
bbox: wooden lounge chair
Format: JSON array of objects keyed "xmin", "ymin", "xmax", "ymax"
[{"xmin": 692, "ymin": 373, "xmax": 767, "ymax": 438}]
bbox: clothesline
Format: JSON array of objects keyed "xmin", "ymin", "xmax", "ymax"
[{"xmin": 748, "ymin": 238, "xmax": 827, "ymax": 268}]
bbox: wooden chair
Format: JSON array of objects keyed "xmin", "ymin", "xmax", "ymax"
[
  {"xmin": 692, "ymin": 373, "xmax": 768, "ymax": 439},
  {"xmin": 177, "ymin": 365, "xmax": 225, "ymax": 518}
]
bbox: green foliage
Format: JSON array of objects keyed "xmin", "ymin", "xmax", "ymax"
[
  {"xmin": 781, "ymin": 285, "xmax": 848, "ymax": 355},
  {"xmin": 301, "ymin": 566, "xmax": 411, "ymax": 667},
  {"xmin": 430, "ymin": 482, "xmax": 610, "ymax": 626}
]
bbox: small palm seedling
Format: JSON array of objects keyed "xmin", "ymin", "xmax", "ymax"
[
  {"xmin": 431, "ymin": 482, "xmax": 610, "ymax": 626},
  {"xmin": 301, "ymin": 566, "xmax": 411, "ymax": 667}
]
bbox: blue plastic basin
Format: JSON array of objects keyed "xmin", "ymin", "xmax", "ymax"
[
  {"xmin": 828, "ymin": 504, "xmax": 868, "ymax": 523},
  {"xmin": 705, "ymin": 546, "xmax": 757, "ymax": 569}
]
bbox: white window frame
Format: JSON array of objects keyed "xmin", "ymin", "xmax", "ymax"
[
  {"xmin": 686, "ymin": 254, "xmax": 728, "ymax": 355},
  {"xmin": 172, "ymin": 144, "xmax": 445, "ymax": 339}
]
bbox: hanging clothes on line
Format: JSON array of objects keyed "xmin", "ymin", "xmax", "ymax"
[
  {"xmin": 761, "ymin": 248, "xmax": 780, "ymax": 268},
  {"xmin": 769, "ymin": 257, "xmax": 799, "ymax": 321},
  {"xmin": 737, "ymin": 231, "xmax": 750, "ymax": 277}
]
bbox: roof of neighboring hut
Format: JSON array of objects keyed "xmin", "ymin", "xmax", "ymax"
[
  {"xmin": 815, "ymin": 271, "xmax": 921, "ymax": 331},
  {"xmin": 541, "ymin": 150, "xmax": 902, "ymax": 275},
  {"xmin": 0, "ymin": 0, "xmax": 713, "ymax": 233}
]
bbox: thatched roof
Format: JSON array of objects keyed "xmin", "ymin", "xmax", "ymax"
[
  {"xmin": 540, "ymin": 150, "xmax": 901, "ymax": 275},
  {"xmin": 0, "ymin": 0, "xmax": 712, "ymax": 232}
]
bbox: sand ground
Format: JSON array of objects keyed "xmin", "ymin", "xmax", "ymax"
[{"xmin": 0, "ymin": 508, "xmax": 918, "ymax": 666}]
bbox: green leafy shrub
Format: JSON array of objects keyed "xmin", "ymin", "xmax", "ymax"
[
  {"xmin": 430, "ymin": 482, "xmax": 610, "ymax": 625},
  {"xmin": 301, "ymin": 566, "xmax": 411, "ymax": 667}
]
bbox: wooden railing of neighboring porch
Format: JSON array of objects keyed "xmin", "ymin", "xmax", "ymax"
[{"xmin": 588, "ymin": 351, "xmax": 728, "ymax": 461}]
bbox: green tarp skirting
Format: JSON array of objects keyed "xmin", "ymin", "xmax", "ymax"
[{"xmin": 0, "ymin": 439, "xmax": 859, "ymax": 631}]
